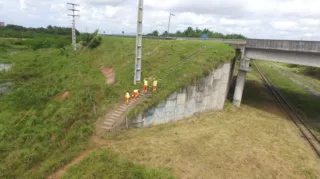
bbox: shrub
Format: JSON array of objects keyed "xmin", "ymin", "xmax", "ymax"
[
  {"xmin": 81, "ymin": 30, "xmax": 102, "ymax": 49},
  {"xmin": 287, "ymin": 64, "xmax": 299, "ymax": 68},
  {"xmin": 23, "ymin": 37, "xmax": 70, "ymax": 50},
  {"xmin": 303, "ymin": 67, "xmax": 320, "ymax": 79}
]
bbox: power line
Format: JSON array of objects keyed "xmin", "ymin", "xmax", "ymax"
[{"xmin": 67, "ymin": 2, "xmax": 80, "ymax": 52}]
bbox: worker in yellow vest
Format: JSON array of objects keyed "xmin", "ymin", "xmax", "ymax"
[
  {"xmin": 124, "ymin": 91, "xmax": 130, "ymax": 105},
  {"xmin": 143, "ymin": 78, "xmax": 148, "ymax": 93},
  {"xmin": 153, "ymin": 78, "xmax": 158, "ymax": 92},
  {"xmin": 131, "ymin": 89, "xmax": 140, "ymax": 99}
]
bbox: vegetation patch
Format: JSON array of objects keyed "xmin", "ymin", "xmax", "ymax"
[
  {"xmin": 0, "ymin": 36, "xmax": 234, "ymax": 178},
  {"xmin": 61, "ymin": 150, "xmax": 174, "ymax": 179}
]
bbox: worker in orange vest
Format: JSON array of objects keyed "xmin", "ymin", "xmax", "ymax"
[
  {"xmin": 143, "ymin": 78, "xmax": 148, "ymax": 93},
  {"xmin": 124, "ymin": 91, "xmax": 130, "ymax": 105},
  {"xmin": 131, "ymin": 89, "xmax": 140, "ymax": 99},
  {"xmin": 153, "ymin": 78, "xmax": 158, "ymax": 92}
]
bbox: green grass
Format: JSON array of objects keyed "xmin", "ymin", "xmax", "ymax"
[
  {"xmin": 276, "ymin": 62, "xmax": 320, "ymax": 87},
  {"xmin": 0, "ymin": 36, "xmax": 234, "ymax": 178},
  {"xmin": 61, "ymin": 150, "xmax": 174, "ymax": 179},
  {"xmin": 255, "ymin": 61, "xmax": 320, "ymax": 132}
]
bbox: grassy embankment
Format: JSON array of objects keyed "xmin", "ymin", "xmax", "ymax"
[
  {"xmin": 256, "ymin": 61, "xmax": 320, "ymax": 134},
  {"xmin": 275, "ymin": 62, "xmax": 320, "ymax": 90},
  {"xmin": 62, "ymin": 66, "xmax": 320, "ymax": 179},
  {"xmin": 0, "ymin": 36, "xmax": 234, "ymax": 178},
  {"xmin": 278, "ymin": 62, "xmax": 320, "ymax": 82}
]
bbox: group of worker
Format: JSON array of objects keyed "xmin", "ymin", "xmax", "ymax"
[{"xmin": 124, "ymin": 78, "xmax": 158, "ymax": 105}]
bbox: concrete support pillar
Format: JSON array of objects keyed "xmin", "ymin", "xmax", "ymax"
[
  {"xmin": 233, "ymin": 70, "xmax": 247, "ymax": 107},
  {"xmin": 233, "ymin": 57, "xmax": 251, "ymax": 107}
]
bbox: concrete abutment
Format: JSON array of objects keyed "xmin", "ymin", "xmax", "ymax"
[{"xmin": 128, "ymin": 56, "xmax": 240, "ymax": 128}]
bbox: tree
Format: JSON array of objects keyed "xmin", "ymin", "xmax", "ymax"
[
  {"xmin": 151, "ymin": 30, "xmax": 159, "ymax": 36},
  {"xmin": 147, "ymin": 30, "xmax": 159, "ymax": 36},
  {"xmin": 145, "ymin": 27, "xmax": 247, "ymax": 39},
  {"xmin": 183, "ymin": 27, "xmax": 195, "ymax": 37},
  {"xmin": 161, "ymin": 31, "xmax": 168, "ymax": 37},
  {"xmin": 175, "ymin": 30, "xmax": 182, "ymax": 37}
]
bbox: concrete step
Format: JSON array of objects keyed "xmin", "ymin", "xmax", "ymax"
[
  {"xmin": 118, "ymin": 106, "xmax": 126, "ymax": 110},
  {"xmin": 111, "ymin": 113, "xmax": 121, "ymax": 117},
  {"xmin": 106, "ymin": 117, "xmax": 115, "ymax": 121},
  {"xmin": 113, "ymin": 110, "xmax": 123, "ymax": 115},
  {"xmin": 104, "ymin": 120, "xmax": 114, "ymax": 125},
  {"xmin": 102, "ymin": 126, "xmax": 112, "ymax": 130},
  {"xmin": 107, "ymin": 115, "xmax": 118, "ymax": 120},
  {"xmin": 119, "ymin": 103, "xmax": 127, "ymax": 107}
]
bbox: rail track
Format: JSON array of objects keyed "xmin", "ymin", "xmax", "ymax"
[{"xmin": 254, "ymin": 60, "xmax": 320, "ymax": 157}]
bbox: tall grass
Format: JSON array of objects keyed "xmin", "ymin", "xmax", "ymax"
[{"xmin": 61, "ymin": 150, "xmax": 174, "ymax": 179}]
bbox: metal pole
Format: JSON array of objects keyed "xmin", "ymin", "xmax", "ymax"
[
  {"xmin": 134, "ymin": 0, "xmax": 143, "ymax": 85},
  {"xmin": 167, "ymin": 14, "xmax": 171, "ymax": 38},
  {"xmin": 167, "ymin": 13, "xmax": 175, "ymax": 38}
]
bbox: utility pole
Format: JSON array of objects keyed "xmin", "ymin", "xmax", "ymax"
[
  {"xmin": 134, "ymin": 0, "xmax": 143, "ymax": 85},
  {"xmin": 67, "ymin": 2, "xmax": 80, "ymax": 52},
  {"xmin": 167, "ymin": 13, "xmax": 175, "ymax": 38}
]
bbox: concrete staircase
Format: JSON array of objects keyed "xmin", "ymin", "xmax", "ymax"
[{"xmin": 96, "ymin": 92, "xmax": 148, "ymax": 135}]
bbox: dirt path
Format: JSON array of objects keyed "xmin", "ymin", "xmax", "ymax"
[
  {"xmin": 46, "ymin": 150, "xmax": 91, "ymax": 179},
  {"xmin": 46, "ymin": 135, "xmax": 110, "ymax": 179},
  {"xmin": 47, "ymin": 92, "xmax": 151, "ymax": 179}
]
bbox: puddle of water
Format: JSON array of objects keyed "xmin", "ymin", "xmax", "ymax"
[
  {"xmin": 0, "ymin": 63, "xmax": 12, "ymax": 71},
  {"xmin": 0, "ymin": 63, "xmax": 13, "ymax": 94},
  {"xmin": 8, "ymin": 51, "xmax": 18, "ymax": 56},
  {"xmin": 0, "ymin": 82, "xmax": 13, "ymax": 93}
]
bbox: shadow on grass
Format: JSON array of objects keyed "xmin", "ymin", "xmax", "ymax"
[
  {"xmin": 227, "ymin": 75, "xmax": 288, "ymax": 119},
  {"xmin": 228, "ymin": 73, "xmax": 320, "ymax": 129}
]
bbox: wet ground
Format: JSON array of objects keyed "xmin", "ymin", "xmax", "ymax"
[{"xmin": 0, "ymin": 63, "xmax": 12, "ymax": 93}]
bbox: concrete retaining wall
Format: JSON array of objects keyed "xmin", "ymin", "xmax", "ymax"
[{"xmin": 130, "ymin": 60, "xmax": 236, "ymax": 128}]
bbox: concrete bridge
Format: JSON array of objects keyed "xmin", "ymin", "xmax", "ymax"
[{"xmin": 233, "ymin": 39, "xmax": 320, "ymax": 107}]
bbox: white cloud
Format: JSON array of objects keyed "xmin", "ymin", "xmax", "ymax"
[
  {"xmin": 271, "ymin": 21, "xmax": 297, "ymax": 30},
  {"xmin": 0, "ymin": 0, "xmax": 320, "ymax": 40},
  {"xmin": 220, "ymin": 18, "xmax": 261, "ymax": 26}
]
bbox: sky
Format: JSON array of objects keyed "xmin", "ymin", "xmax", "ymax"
[{"xmin": 0, "ymin": 0, "xmax": 320, "ymax": 40}]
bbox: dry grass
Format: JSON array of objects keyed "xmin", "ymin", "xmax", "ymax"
[{"xmin": 98, "ymin": 72, "xmax": 320, "ymax": 179}]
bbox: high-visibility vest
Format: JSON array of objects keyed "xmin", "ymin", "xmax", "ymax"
[
  {"xmin": 134, "ymin": 89, "xmax": 138, "ymax": 93},
  {"xmin": 153, "ymin": 80, "xmax": 157, "ymax": 86},
  {"xmin": 144, "ymin": 79, "xmax": 148, "ymax": 86},
  {"xmin": 125, "ymin": 92, "xmax": 130, "ymax": 98}
]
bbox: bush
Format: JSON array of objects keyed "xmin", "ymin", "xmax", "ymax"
[
  {"xmin": 81, "ymin": 30, "xmax": 102, "ymax": 49},
  {"xmin": 303, "ymin": 67, "xmax": 320, "ymax": 79},
  {"xmin": 287, "ymin": 64, "xmax": 299, "ymax": 68},
  {"xmin": 23, "ymin": 37, "xmax": 70, "ymax": 50}
]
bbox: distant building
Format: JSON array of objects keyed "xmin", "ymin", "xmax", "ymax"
[{"xmin": 0, "ymin": 22, "xmax": 4, "ymax": 26}]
